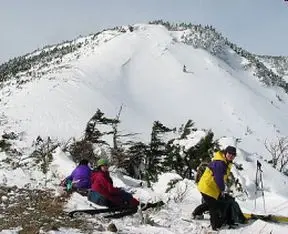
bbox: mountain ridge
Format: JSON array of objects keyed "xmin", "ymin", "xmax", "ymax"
[{"xmin": 1, "ymin": 21, "xmax": 288, "ymax": 92}]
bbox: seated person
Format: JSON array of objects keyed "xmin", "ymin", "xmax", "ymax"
[
  {"xmin": 60, "ymin": 159, "xmax": 92, "ymax": 191},
  {"xmin": 88, "ymin": 158, "xmax": 139, "ymax": 208}
]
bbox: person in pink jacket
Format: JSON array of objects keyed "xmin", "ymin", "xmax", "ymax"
[{"xmin": 88, "ymin": 158, "xmax": 139, "ymax": 208}]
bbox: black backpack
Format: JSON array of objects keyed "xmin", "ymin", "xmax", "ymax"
[{"xmin": 222, "ymin": 194, "xmax": 247, "ymax": 225}]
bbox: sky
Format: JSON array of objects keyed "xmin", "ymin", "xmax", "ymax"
[{"xmin": 1, "ymin": 0, "xmax": 288, "ymax": 64}]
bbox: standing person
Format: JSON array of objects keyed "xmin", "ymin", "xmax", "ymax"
[
  {"xmin": 61, "ymin": 159, "xmax": 92, "ymax": 190},
  {"xmin": 88, "ymin": 158, "xmax": 139, "ymax": 208},
  {"xmin": 197, "ymin": 146, "xmax": 237, "ymax": 230}
]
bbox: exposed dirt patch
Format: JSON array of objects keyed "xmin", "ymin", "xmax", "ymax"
[{"xmin": 0, "ymin": 186, "xmax": 96, "ymax": 234}]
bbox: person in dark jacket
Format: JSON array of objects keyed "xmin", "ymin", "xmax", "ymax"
[
  {"xmin": 88, "ymin": 158, "xmax": 139, "ymax": 208},
  {"xmin": 61, "ymin": 159, "xmax": 92, "ymax": 190},
  {"xmin": 196, "ymin": 146, "xmax": 237, "ymax": 230}
]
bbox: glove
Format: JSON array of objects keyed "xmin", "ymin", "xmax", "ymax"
[
  {"xmin": 66, "ymin": 180, "xmax": 73, "ymax": 191},
  {"xmin": 220, "ymin": 191, "xmax": 225, "ymax": 198}
]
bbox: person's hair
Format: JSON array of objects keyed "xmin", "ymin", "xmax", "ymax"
[
  {"xmin": 223, "ymin": 146, "xmax": 236, "ymax": 156},
  {"xmin": 79, "ymin": 159, "xmax": 89, "ymax": 165}
]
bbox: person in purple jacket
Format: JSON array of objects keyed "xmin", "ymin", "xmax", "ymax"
[{"xmin": 61, "ymin": 159, "xmax": 92, "ymax": 190}]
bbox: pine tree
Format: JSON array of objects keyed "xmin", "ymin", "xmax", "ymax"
[
  {"xmin": 125, "ymin": 141, "xmax": 149, "ymax": 179},
  {"xmin": 184, "ymin": 130, "xmax": 216, "ymax": 179},
  {"xmin": 145, "ymin": 121, "xmax": 173, "ymax": 185},
  {"xmin": 164, "ymin": 141, "xmax": 185, "ymax": 174},
  {"xmin": 109, "ymin": 106, "xmax": 139, "ymax": 169},
  {"xmin": 179, "ymin": 119, "xmax": 195, "ymax": 139},
  {"xmin": 110, "ymin": 106, "xmax": 123, "ymax": 166},
  {"xmin": 84, "ymin": 109, "xmax": 118, "ymax": 144}
]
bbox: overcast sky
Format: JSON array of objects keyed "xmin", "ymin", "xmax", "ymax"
[{"xmin": 1, "ymin": 0, "xmax": 288, "ymax": 64}]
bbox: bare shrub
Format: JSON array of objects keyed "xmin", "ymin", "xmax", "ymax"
[
  {"xmin": 30, "ymin": 136, "xmax": 59, "ymax": 174},
  {"xmin": 265, "ymin": 137, "xmax": 288, "ymax": 173}
]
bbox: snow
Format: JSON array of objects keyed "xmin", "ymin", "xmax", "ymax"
[{"xmin": 1, "ymin": 24, "xmax": 288, "ymax": 233}]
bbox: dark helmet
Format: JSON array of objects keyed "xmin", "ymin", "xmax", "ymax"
[
  {"xmin": 224, "ymin": 146, "xmax": 236, "ymax": 156},
  {"xmin": 79, "ymin": 159, "xmax": 89, "ymax": 165}
]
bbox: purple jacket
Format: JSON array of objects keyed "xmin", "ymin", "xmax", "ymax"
[
  {"xmin": 66, "ymin": 165, "xmax": 91, "ymax": 189},
  {"xmin": 208, "ymin": 160, "xmax": 228, "ymax": 192}
]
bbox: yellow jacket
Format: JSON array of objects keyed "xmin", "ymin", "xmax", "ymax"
[{"xmin": 197, "ymin": 151, "xmax": 232, "ymax": 199}]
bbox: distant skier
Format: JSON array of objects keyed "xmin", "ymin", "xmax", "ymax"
[{"xmin": 183, "ymin": 65, "xmax": 187, "ymax": 72}]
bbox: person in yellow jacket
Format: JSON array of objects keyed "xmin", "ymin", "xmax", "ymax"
[{"xmin": 196, "ymin": 146, "xmax": 236, "ymax": 230}]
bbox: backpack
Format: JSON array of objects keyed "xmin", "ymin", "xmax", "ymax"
[
  {"xmin": 194, "ymin": 161, "xmax": 209, "ymax": 184},
  {"xmin": 222, "ymin": 194, "xmax": 247, "ymax": 224}
]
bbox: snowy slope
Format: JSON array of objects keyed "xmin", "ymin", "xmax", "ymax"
[{"xmin": 1, "ymin": 24, "xmax": 288, "ymax": 234}]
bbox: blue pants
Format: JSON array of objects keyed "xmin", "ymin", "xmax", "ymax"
[
  {"xmin": 88, "ymin": 190, "xmax": 134, "ymax": 207},
  {"xmin": 88, "ymin": 191, "xmax": 110, "ymax": 207}
]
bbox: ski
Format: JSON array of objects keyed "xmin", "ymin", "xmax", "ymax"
[
  {"xmin": 243, "ymin": 213, "xmax": 288, "ymax": 223},
  {"xmin": 69, "ymin": 207, "xmax": 131, "ymax": 218},
  {"xmin": 69, "ymin": 201, "xmax": 165, "ymax": 218},
  {"xmin": 103, "ymin": 208, "xmax": 137, "ymax": 219}
]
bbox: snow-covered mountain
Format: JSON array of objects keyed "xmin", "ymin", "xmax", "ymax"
[
  {"xmin": 1, "ymin": 22, "xmax": 288, "ymax": 233},
  {"xmin": 1, "ymin": 22, "xmax": 288, "ymax": 155}
]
